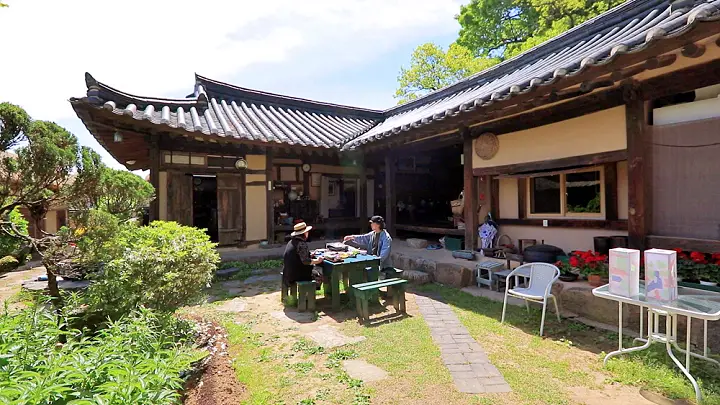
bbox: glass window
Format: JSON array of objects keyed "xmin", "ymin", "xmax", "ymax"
[
  {"xmin": 566, "ymin": 170, "xmax": 602, "ymax": 214},
  {"xmin": 530, "ymin": 175, "xmax": 561, "ymax": 214}
]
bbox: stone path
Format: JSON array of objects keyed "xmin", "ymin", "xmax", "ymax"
[
  {"xmin": 342, "ymin": 359, "xmax": 388, "ymax": 382},
  {"xmin": 415, "ymin": 295, "xmax": 512, "ymax": 394}
]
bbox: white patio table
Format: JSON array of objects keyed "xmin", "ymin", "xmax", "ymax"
[{"xmin": 592, "ymin": 282, "xmax": 720, "ymax": 404}]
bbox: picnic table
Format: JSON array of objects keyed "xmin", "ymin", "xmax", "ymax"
[
  {"xmin": 592, "ymin": 282, "xmax": 720, "ymax": 404},
  {"xmin": 316, "ymin": 253, "xmax": 380, "ymax": 312}
]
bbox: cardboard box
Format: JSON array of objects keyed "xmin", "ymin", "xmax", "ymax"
[
  {"xmin": 644, "ymin": 248, "xmax": 678, "ymax": 302},
  {"xmin": 609, "ymin": 248, "xmax": 640, "ymax": 297}
]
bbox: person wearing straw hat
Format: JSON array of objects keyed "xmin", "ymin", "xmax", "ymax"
[
  {"xmin": 343, "ymin": 215, "xmax": 393, "ymax": 279},
  {"xmin": 283, "ymin": 222, "xmax": 324, "ymax": 288}
]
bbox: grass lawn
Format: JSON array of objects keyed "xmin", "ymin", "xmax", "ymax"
[
  {"xmin": 209, "ymin": 276, "xmax": 720, "ymax": 404},
  {"xmin": 417, "ymin": 284, "xmax": 720, "ymax": 405}
]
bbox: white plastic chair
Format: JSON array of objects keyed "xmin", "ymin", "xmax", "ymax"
[{"xmin": 501, "ymin": 263, "xmax": 561, "ymax": 336}]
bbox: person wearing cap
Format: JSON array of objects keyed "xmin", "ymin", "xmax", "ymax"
[
  {"xmin": 343, "ymin": 215, "xmax": 393, "ymax": 279},
  {"xmin": 283, "ymin": 222, "xmax": 324, "ymax": 288}
]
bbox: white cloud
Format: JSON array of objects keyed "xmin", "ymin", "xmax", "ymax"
[{"xmin": 0, "ymin": 0, "xmax": 463, "ymax": 168}]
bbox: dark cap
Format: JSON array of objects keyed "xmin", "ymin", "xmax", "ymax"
[{"xmin": 369, "ymin": 215, "xmax": 385, "ymax": 226}]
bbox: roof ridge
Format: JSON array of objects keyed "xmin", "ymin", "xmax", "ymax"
[
  {"xmin": 84, "ymin": 72, "xmax": 201, "ymax": 108},
  {"xmin": 386, "ymin": 0, "xmax": 662, "ymax": 114},
  {"xmin": 195, "ymin": 74, "xmax": 384, "ymax": 118}
]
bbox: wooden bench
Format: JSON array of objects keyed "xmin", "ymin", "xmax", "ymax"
[
  {"xmin": 280, "ymin": 272, "xmax": 316, "ymax": 312},
  {"xmin": 351, "ymin": 278, "xmax": 408, "ymax": 324}
]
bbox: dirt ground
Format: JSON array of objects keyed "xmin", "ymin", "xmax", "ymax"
[{"xmin": 0, "ymin": 265, "xmax": 45, "ymax": 311}]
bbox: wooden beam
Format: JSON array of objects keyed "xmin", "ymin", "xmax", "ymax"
[
  {"xmin": 517, "ymin": 178, "xmax": 527, "ymax": 219},
  {"xmin": 395, "ymin": 224, "xmax": 464, "ymax": 236},
  {"xmin": 497, "ymin": 218, "xmax": 627, "ymax": 230},
  {"xmin": 473, "ymin": 149, "xmax": 627, "ymax": 176},
  {"xmin": 604, "ymin": 162, "xmax": 618, "ymax": 221},
  {"xmin": 266, "ymin": 149, "xmax": 274, "ymax": 243},
  {"xmin": 640, "ymin": 58, "xmax": 720, "ymax": 101},
  {"xmin": 148, "ymin": 135, "xmax": 160, "ymax": 221},
  {"xmin": 646, "ymin": 235, "xmax": 720, "ymax": 254},
  {"xmin": 625, "ymin": 85, "xmax": 648, "ymax": 250},
  {"xmin": 463, "ymin": 128, "xmax": 478, "ymax": 250},
  {"xmin": 384, "ymin": 152, "xmax": 396, "ymax": 237}
]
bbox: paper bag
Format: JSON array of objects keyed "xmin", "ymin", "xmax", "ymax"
[
  {"xmin": 609, "ymin": 248, "xmax": 640, "ymax": 297},
  {"xmin": 644, "ymin": 248, "xmax": 678, "ymax": 302}
]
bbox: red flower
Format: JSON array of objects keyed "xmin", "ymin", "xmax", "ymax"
[
  {"xmin": 690, "ymin": 251, "xmax": 708, "ymax": 264},
  {"xmin": 674, "ymin": 248, "xmax": 689, "ymax": 259},
  {"xmin": 569, "ymin": 256, "xmax": 580, "ymax": 267}
]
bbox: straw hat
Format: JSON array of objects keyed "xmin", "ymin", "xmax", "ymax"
[{"xmin": 290, "ymin": 222, "xmax": 313, "ymax": 237}]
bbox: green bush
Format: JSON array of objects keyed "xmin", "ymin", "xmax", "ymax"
[
  {"xmin": 0, "ymin": 255, "xmax": 18, "ymax": 273},
  {"xmin": 86, "ymin": 221, "xmax": 219, "ymax": 317},
  {"xmin": 0, "ymin": 208, "xmax": 28, "ymax": 259},
  {"xmin": 0, "ymin": 301, "xmax": 200, "ymax": 404}
]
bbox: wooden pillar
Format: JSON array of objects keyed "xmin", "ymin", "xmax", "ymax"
[
  {"xmin": 266, "ymin": 149, "xmax": 275, "ymax": 243},
  {"xmin": 463, "ymin": 129, "xmax": 478, "ymax": 250},
  {"xmin": 625, "ymin": 85, "xmax": 648, "ymax": 250},
  {"xmin": 384, "ymin": 152, "xmax": 396, "ymax": 237},
  {"xmin": 359, "ymin": 155, "xmax": 367, "ymax": 231},
  {"xmin": 148, "ymin": 135, "xmax": 160, "ymax": 222},
  {"xmin": 603, "ymin": 162, "xmax": 618, "ymax": 221}
]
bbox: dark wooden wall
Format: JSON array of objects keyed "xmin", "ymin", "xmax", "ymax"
[{"xmin": 649, "ymin": 117, "xmax": 720, "ymax": 241}]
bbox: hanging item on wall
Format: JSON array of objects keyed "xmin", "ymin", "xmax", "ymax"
[
  {"xmin": 475, "ymin": 132, "xmax": 499, "ymax": 160},
  {"xmin": 311, "ymin": 173, "xmax": 321, "ymax": 187},
  {"xmin": 234, "ymin": 158, "xmax": 248, "ymax": 170}
]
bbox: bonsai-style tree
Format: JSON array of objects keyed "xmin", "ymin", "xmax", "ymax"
[{"xmin": 0, "ymin": 102, "xmax": 153, "ymax": 305}]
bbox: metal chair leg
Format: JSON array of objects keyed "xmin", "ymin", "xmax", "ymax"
[
  {"xmin": 552, "ymin": 295, "xmax": 561, "ymax": 322},
  {"xmin": 540, "ymin": 297, "xmax": 548, "ymax": 336},
  {"xmin": 501, "ymin": 290, "xmax": 509, "ymax": 324}
]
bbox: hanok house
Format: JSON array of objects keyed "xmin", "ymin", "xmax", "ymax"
[{"xmin": 72, "ymin": 0, "xmax": 720, "ymax": 254}]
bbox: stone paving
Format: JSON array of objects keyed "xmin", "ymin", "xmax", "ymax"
[{"xmin": 415, "ymin": 295, "xmax": 512, "ymax": 394}]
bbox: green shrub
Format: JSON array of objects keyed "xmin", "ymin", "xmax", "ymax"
[
  {"xmin": 0, "ymin": 208, "xmax": 28, "ymax": 259},
  {"xmin": 86, "ymin": 221, "xmax": 219, "ymax": 317},
  {"xmin": 0, "ymin": 301, "xmax": 200, "ymax": 404},
  {"xmin": 0, "ymin": 255, "xmax": 18, "ymax": 273}
]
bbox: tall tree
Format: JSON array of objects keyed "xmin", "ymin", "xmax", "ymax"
[
  {"xmin": 395, "ymin": 0, "xmax": 625, "ymax": 103},
  {"xmin": 395, "ymin": 43, "xmax": 498, "ymax": 104},
  {"xmin": 456, "ymin": 0, "xmax": 626, "ymax": 59}
]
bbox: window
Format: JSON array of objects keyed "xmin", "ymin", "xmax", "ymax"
[{"xmin": 527, "ymin": 167, "xmax": 604, "ymax": 218}]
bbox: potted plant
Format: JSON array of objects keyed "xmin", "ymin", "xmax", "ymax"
[
  {"xmin": 554, "ymin": 259, "xmax": 578, "ymax": 282},
  {"xmin": 569, "ymin": 250, "xmax": 608, "ymax": 287}
]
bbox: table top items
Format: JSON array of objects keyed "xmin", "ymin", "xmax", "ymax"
[{"xmin": 312, "ymin": 244, "xmax": 369, "ymax": 263}]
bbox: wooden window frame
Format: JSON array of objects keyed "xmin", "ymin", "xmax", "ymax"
[{"xmin": 526, "ymin": 166, "xmax": 605, "ymax": 220}]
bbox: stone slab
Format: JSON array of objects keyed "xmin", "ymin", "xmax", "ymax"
[
  {"xmin": 342, "ymin": 359, "xmax": 388, "ymax": 382},
  {"xmin": 434, "ymin": 262, "xmax": 474, "ymax": 288},
  {"xmin": 270, "ymin": 310, "xmax": 316, "ymax": 324},
  {"xmin": 215, "ymin": 298, "xmax": 247, "ymax": 312},
  {"xmin": 243, "ymin": 274, "xmax": 280, "ymax": 284},
  {"xmin": 305, "ymin": 325, "xmax": 365, "ymax": 348}
]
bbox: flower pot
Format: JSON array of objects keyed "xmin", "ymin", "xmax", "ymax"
[
  {"xmin": 699, "ymin": 280, "xmax": 718, "ymax": 287},
  {"xmin": 588, "ymin": 274, "xmax": 604, "ymax": 287},
  {"xmin": 559, "ymin": 273, "xmax": 578, "ymax": 282}
]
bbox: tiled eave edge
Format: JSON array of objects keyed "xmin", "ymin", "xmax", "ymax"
[{"xmin": 341, "ymin": 9, "xmax": 720, "ymax": 150}]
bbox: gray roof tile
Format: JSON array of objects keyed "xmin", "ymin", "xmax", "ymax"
[{"xmin": 72, "ymin": 0, "xmax": 720, "ymax": 151}]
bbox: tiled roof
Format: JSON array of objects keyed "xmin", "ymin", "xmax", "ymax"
[
  {"xmin": 76, "ymin": 73, "xmax": 382, "ymax": 149},
  {"xmin": 72, "ymin": 0, "xmax": 720, "ymax": 151},
  {"xmin": 342, "ymin": 0, "xmax": 720, "ymax": 149}
]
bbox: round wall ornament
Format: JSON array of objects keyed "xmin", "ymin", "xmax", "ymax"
[
  {"xmin": 474, "ymin": 132, "xmax": 499, "ymax": 160},
  {"xmin": 234, "ymin": 158, "xmax": 248, "ymax": 170}
]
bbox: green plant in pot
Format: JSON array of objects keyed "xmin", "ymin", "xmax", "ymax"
[
  {"xmin": 569, "ymin": 251, "xmax": 608, "ymax": 287},
  {"xmin": 554, "ymin": 257, "xmax": 578, "ymax": 282}
]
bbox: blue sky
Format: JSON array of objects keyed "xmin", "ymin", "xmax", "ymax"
[{"xmin": 0, "ymin": 0, "xmax": 464, "ymax": 172}]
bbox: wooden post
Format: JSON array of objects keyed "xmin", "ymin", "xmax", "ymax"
[
  {"xmin": 359, "ymin": 155, "xmax": 367, "ymax": 231},
  {"xmin": 625, "ymin": 85, "xmax": 648, "ymax": 250},
  {"xmin": 463, "ymin": 128, "xmax": 478, "ymax": 251},
  {"xmin": 384, "ymin": 152, "xmax": 396, "ymax": 237},
  {"xmin": 266, "ymin": 149, "xmax": 275, "ymax": 243},
  {"xmin": 148, "ymin": 134, "xmax": 160, "ymax": 222},
  {"xmin": 604, "ymin": 162, "xmax": 618, "ymax": 221}
]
